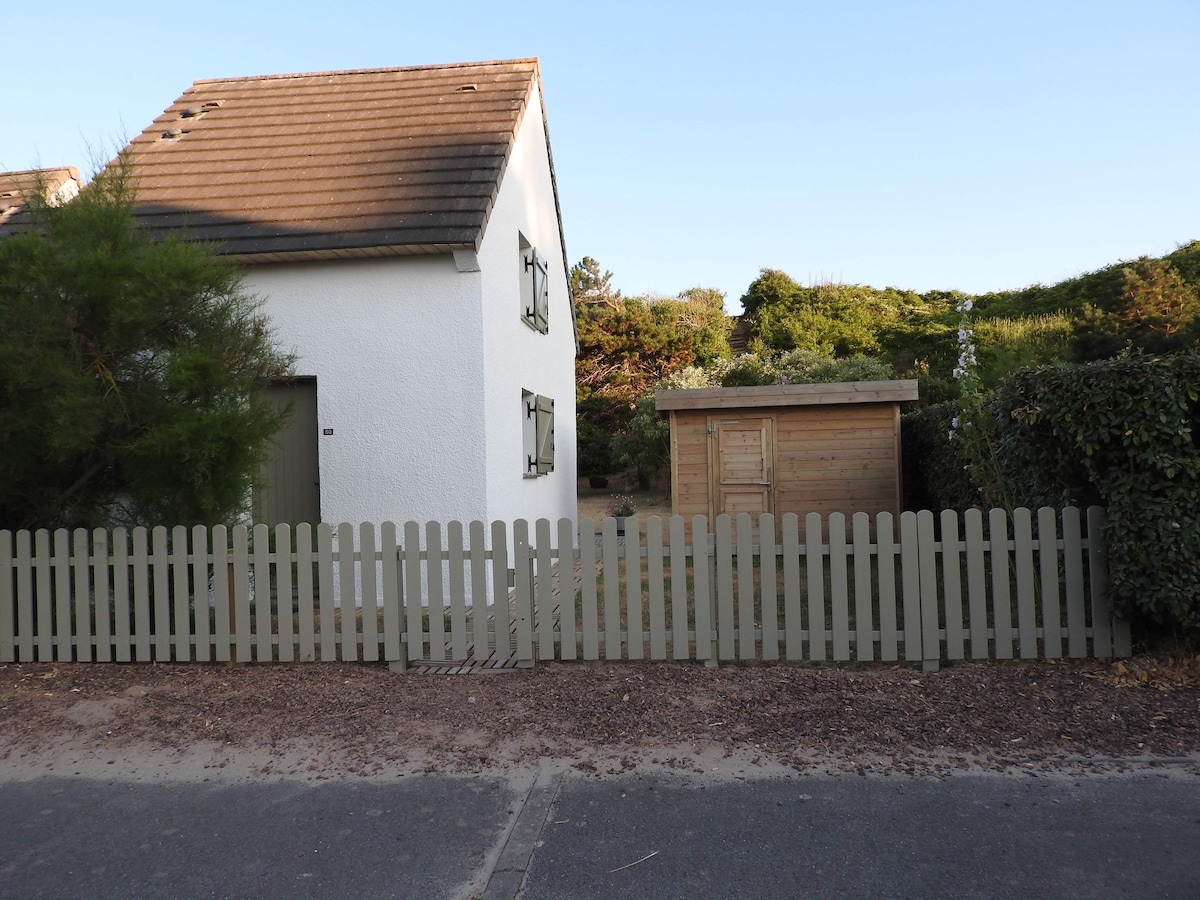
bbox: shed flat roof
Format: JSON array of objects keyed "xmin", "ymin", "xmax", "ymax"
[{"xmin": 654, "ymin": 379, "xmax": 919, "ymax": 411}]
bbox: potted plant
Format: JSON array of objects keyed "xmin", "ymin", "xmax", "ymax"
[{"xmin": 604, "ymin": 494, "xmax": 638, "ymax": 534}]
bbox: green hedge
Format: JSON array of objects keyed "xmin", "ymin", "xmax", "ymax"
[{"xmin": 992, "ymin": 354, "xmax": 1200, "ymax": 632}]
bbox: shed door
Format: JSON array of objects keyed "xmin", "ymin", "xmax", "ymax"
[
  {"xmin": 255, "ymin": 378, "xmax": 321, "ymax": 525},
  {"xmin": 709, "ymin": 417, "xmax": 775, "ymax": 518}
]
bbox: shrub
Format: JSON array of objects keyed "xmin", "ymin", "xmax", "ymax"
[{"xmin": 992, "ymin": 354, "xmax": 1200, "ymax": 633}]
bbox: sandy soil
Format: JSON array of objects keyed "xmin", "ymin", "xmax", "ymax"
[{"xmin": 2, "ymin": 655, "xmax": 1198, "ymax": 783}]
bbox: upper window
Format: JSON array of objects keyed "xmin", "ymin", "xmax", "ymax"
[{"xmin": 520, "ymin": 236, "xmax": 549, "ymax": 334}]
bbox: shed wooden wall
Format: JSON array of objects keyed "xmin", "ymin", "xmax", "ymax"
[{"xmin": 669, "ymin": 402, "xmax": 902, "ymax": 522}]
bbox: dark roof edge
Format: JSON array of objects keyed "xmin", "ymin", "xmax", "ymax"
[
  {"xmin": 224, "ymin": 242, "xmax": 474, "ymax": 265},
  {"xmin": 190, "ymin": 58, "xmax": 541, "ymax": 87}
]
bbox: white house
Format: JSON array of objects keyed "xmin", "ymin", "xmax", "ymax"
[{"xmin": 119, "ymin": 59, "xmax": 577, "ymax": 528}]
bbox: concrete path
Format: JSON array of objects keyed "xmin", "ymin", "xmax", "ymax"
[{"xmin": 1, "ymin": 768, "xmax": 1197, "ymax": 899}]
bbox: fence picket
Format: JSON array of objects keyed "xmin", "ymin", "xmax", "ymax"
[
  {"xmin": 424, "ymin": 521, "xmax": 446, "ymax": 662},
  {"xmin": 231, "ymin": 525, "xmax": 252, "ymax": 663},
  {"xmin": 360, "ymin": 523, "xmax": 379, "ymax": 663},
  {"xmin": 316, "ymin": 524, "xmax": 336, "ymax": 661},
  {"xmin": 852, "ymin": 512, "xmax": 874, "ymax": 662},
  {"xmin": 513, "ymin": 519, "xmax": 534, "ymax": 663},
  {"xmin": 111, "ymin": 528, "xmax": 131, "ymax": 663},
  {"xmin": 759, "ymin": 514, "xmax": 779, "ymax": 662},
  {"xmin": 578, "ymin": 518, "xmax": 599, "ymax": 660},
  {"xmin": 50, "ymin": 529, "xmax": 68, "ymax": 661},
  {"xmin": 0, "ymin": 532, "xmax": 14, "ymax": 663},
  {"xmin": 806, "ymin": 513, "xmax": 826, "ymax": 662},
  {"xmin": 381, "ymin": 522, "xmax": 402, "ymax": 666},
  {"xmin": 898, "ymin": 512, "xmax": 921, "ymax": 662},
  {"xmin": 691, "ymin": 517, "xmax": 714, "ymax": 662},
  {"xmin": 645, "ymin": 516, "xmax": 667, "ymax": 660},
  {"xmin": 151, "ymin": 527, "xmax": 171, "ymax": 661},
  {"xmin": 468, "ymin": 521, "xmax": 489, "ymax": 663},
  {"xmin": 534, "ymin": 518, "xmax": 555, "ymax": 662},
  {"xmin": 624, "ymin": 516, "xmax": 644, "ymax": 660},
  {"xmin": 940, "ymin": 510, "xmax": 964, "ymax": 661},
  {"xmin": 72, "ymin": 529, "xmax": 93, "ymax": 662},
  {"xmin": 1059, "ymin": 508, "xmax": 1087, "ymax": 658},
  {"xmin": 211, "ymin": 525, "xmax": 232, "ymax": 663},
  {"xmin": 830, "ymin": 514, "xmax": 851, "ymax": 661},
  {"xmin": 1038, "ymin": 508, "xmax": 1063, "ymax": 659},
  {"xmin": 296, "ymin": 525, "xmax": 316, "ymax": 667},
  {"xmin": 600, "ymin": 518, "xmax": 621, "ymax": 660},
  {"xmin": 989, "ymin": 509, "xmax": 1013, "ymax": 659},
  {"xmin": 254, "ymin": 524, "xmax": 273, "ymax": 663},
  {"xmin": 715, "ymin": 516, "xmax": 736, "ymax": 660},
  {"xmin": 1013, "ymin": 509, "xmax": 1038, "ymax": 659},
  {"xmin": 490, "ymin": 521, "xmax": 512, "ymax": 661},
  {"xmin": 15, "ymin": 532, "xmax": 35, "ymax": 662},
  {"xmin": 782, "ymin": 514, "xmax": 803, "ymax": 661},
  {"xmin": 171, "ymin": 525, "xmax": 191, "ymax": 662},
  {"xmin": 275, "ymin": 524, "xmax": 294, "ymax": 663},
  {"xmin": 403, "ymin": 522, "xmax": 424, "ymax": 661},
  {"xmin": 876, "ymin": 512, "xmax": 898, "ymax": 662},
  {"xmin": 130, "ymin": 527, "xmax": 150, "ymax": 662},
  {"xmin": 916, "ymin": 511, "xmax": 940, "ymax": 668},
  {"xmin": 668, "ymin": 516, "xmax": 689, "ymax": 660},
  {"xmin": 735, "ymin": 514, "xmax": 756, "ymax": 660},
  {"xmin": 191, "ymin": 526, "xmax": 210, "ymax": 663},
  {"xmin": 556, "ymin": 518, "xmax": 577, "ymax": 662},
  {"xmin": 336, "ymin": 524, "xmax": 357, "ymax": 662},
  {"xmin": 448, "ymin": 521, "xmax": 469, "ymax": 662},
  {"xmin": 964, "ymin": 510, "xmax": 988, "ymax": 659}
]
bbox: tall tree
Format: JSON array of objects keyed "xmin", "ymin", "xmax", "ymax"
[
  {"xmin": 569, "ymin": 256, "xmax": 621, "ymax": 308},
  {"xmin": 572, "ymin": 263, "xmax": 731, "ymax": 474},
  {"xmin": 0, "ymin": 162, "xmax": 293, "ymax": 529}
]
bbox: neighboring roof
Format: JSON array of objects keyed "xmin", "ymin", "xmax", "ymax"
[
  {"xmin": 119, "ymin": 59, "xmax": 551, "ymax": 262},
  {"xmin": 655, "ymin": 380, "xmax": 920, "ymax": 411},
  {"xmin": 0, "ymin": 167, "xmax": 84, "ymax": 229}
]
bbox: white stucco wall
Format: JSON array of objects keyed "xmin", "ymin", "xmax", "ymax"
[
  {"xmin": 244, "ymin": 255, "xmax": 488, "ymax": 525},
  {"xmin": 239, "ymin": 82, "xmax": 575, "ymax": 530},
  {"xmin": 477, "ymin": 84, "xmax": 578, "ymax": 527}
]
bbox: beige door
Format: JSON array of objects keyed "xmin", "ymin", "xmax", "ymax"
[
  {"xmin": 255, "ymin": 378, "xmax": 321, "ymax": 525},
  {"xmin": 709, "ymin": 417, "xmax": 775, "ymax": 518}
]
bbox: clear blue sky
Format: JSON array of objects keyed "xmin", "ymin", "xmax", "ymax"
[{"xmin": 4, "ymin": 1, "xmax": 1197, "ymax": 311}]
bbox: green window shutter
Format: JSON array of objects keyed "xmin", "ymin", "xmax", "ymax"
[
  {"xmin": 535, "ymin": 394, "xmax": 555, "ymax": 474},
  {"xmin": 524, "ymin": 249, "xmax": 549, "ymax": 334}
]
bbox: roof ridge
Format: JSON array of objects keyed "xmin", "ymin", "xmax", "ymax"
[{"xmin": 191, "ymin": 58, "xmax": 539, "ymax": 87}]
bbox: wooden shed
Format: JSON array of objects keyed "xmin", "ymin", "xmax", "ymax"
[{"xmin": 655, "ymin": 380, "xmax": 919, "ymax": 524}]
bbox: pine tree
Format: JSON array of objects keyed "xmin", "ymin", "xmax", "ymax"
[{"xmin": 0, "ymin": 161, "xmax": 293, "ymax": 529}]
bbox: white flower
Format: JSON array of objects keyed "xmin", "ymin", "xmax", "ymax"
[{"xmin": 956, "ymin": 299, "xmax": 974, "ymax": 313}]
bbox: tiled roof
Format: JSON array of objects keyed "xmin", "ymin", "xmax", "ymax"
[
  {"xmin": 0, "ymin": 167, "xmax": 83, "ymax": 228},
  {"xmin": 119, "ymin": 59, "xmax": 544, "ymax": 262}
]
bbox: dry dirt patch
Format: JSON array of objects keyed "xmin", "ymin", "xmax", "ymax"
[{"xmin": 1, "ymin": 658, "xmax": 1198, "ymax": 780}]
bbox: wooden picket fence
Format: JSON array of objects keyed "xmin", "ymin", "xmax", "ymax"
[{"xmin": 0, "ymin": 507, "xmax": 1130, "ymax": 670}]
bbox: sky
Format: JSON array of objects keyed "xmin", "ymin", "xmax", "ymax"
[{"xmin": 4, "ymin": 1, "xmax": 1198, "ymax": 312}]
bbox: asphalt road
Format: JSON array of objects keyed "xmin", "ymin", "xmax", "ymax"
[{"xmin": 1, "ymin": 769, "xmax": 1197, "ymax": 899}]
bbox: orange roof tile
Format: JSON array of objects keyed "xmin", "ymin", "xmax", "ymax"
[
  {"xmin": 0, "ymin": 167, "xmax": 83, "ymax": 227},
  {"xmin": 120, "ymin": 59, "xmax": 543, "ymax": 261}
]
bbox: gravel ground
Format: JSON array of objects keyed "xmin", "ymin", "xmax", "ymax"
[{"xmin": 2, "ymin": 655, "xmax": 1198, "ymax": 780}]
